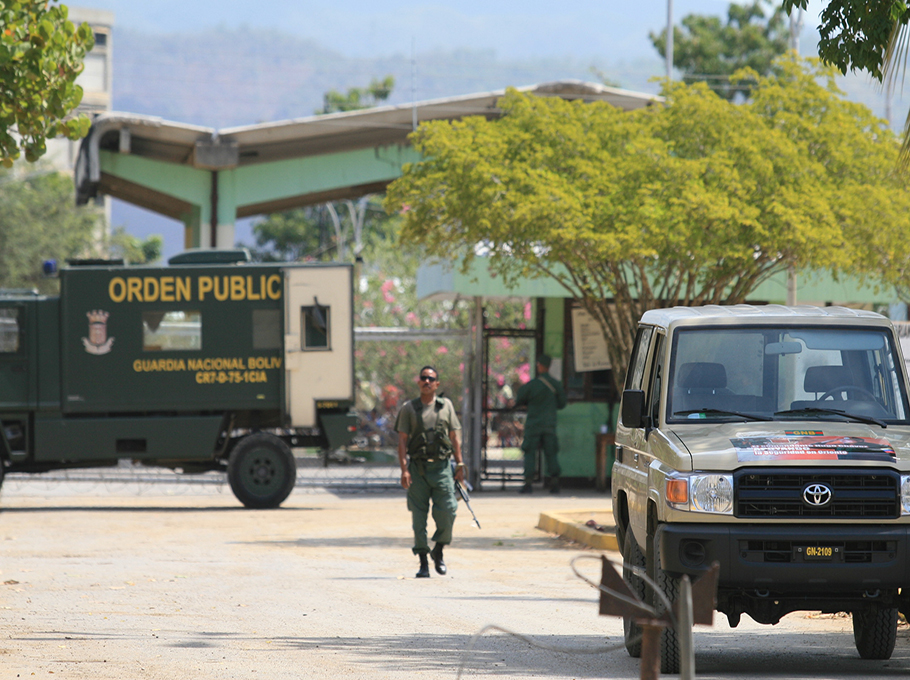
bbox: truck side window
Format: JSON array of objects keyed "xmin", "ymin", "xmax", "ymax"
[
  {"xmin": 252, "ymin": 309, "xmax": 281, "ymax": 350},
  {"xmin": 625, "ymin": 326, "xmax": 654, "ymax": 390},
  {"xmin": 302, "ymin": 304, "xmax": 330, "ymax": 350},
  {"xmin": 142, "ymin": 311, "xmax": 202, "ymax": 351},
  {"xmin": 0, "ymin": 308, "xmax": 20, "ymax": 353},
  {"xmin": 648, "ymin": 335, "xmax": 665, "ymax": 423}
]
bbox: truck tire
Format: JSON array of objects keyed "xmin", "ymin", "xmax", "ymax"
[
  {"xmin": 649, "ymin": 527, "xmax": 681, "ymax": 675},
  {"xmin": 227, "ymin": 433, "xmax": 296, "ymax": 509},
  {"xmin": 852, "ymin": 607, "xmax": 898, "ymax": 660},
  {"xmin": 623, "ymin": 529, "xmax": 646, "ymax": 658}
]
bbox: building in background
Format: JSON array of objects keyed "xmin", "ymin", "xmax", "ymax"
[{"xmin": 45, "ymin": 7, "xmax": 114, "ymax": 248}]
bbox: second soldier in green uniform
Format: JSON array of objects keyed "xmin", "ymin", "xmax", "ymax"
[{"xmin": 516, "ymin": 354, "xmax": 567, "ymax": 494}]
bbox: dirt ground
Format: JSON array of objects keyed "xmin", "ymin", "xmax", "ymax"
[{"xmin": 1, "ymin": 478, "xmax": 909, "ymax": 679}]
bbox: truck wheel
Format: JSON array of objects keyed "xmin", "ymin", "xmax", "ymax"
[
  {"xmin": 852, "ymin": 607, "xmax": 898, "ymax": 660},
  {"xmin": 649, "ymin": 528, "xmax": 681, "ymax": 675},
  {"xmin": 623, "ymin": 529, "xmax": 646, "ymax": 658},
  {"xmin": 227, "ymin": 433, "xmax": 296, "ymax": 509}
]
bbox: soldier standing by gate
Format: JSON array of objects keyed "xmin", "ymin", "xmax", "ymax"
[
  {"xmin": 396, "ymin": 365, "xmax": 465, "ymax": 578},
  {"xmin": 516, "ymin": 354, "xmax": 567, "ymax": 495}
]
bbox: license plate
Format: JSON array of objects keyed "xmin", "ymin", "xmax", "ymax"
[{"xmin": 801, "ymin": 545, "xmax": 834, "ymax": 560}]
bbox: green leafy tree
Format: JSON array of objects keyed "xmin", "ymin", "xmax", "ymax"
[
  {"xmin": 0, "ymin": 167, "xmax": 100, "ymax": 292},
  {"xmin": 319, "ymin": 75, "xmax": 395, "ymax": 114},
  {"xmin": 0, "ymin": 1, "xmax": 94, "ymax": 166},
  {"xmin": 245, "ymin": 198, "xmax": 397, "ymax": 262},
  {"xmin": 781, "ymin": 0, "xmax": 910, "ymax": 158},
  {"xmin": 385, "ymin": 56, "xmax": 910, "ymax": 390},
  {"xmin": 246, "ymin": 207, "xmax": 330, "ymax": 262},
  {"xmin": 781, "ymin": 0, "xmax": 908, "ymax": 79},
  {"xmin": 107, "ymin": 227, "xmax": 163, "ymax": 264},
  {"xmin": 652, "ymin": 0, "xmax": 790, "ymax": 100}
]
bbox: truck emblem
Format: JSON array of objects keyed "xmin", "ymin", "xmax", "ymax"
[
  {"xmin": 803, "ymin": 483, "xmax": 833, "ymax": 507},
  {"xmin": 82, "ymin": 310, "xmax": 114, "ymax": 355}
]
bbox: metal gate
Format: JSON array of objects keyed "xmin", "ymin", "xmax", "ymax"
[{"xmin": 481, "ymin": 327, "xmax": 538, "ymax": 486}]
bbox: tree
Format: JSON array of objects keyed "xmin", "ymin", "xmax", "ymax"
[
  {"xmin": 107, "ymin": 227, "xmax": 163, "ymax": 264},
  {"xmin": 651, "ymin": 0, "xmax": 790, "ymax": 100},
  {"xmin": 319, "ymin": 75, "xmax": 395, "ymax": 114},
  {"xmin": 244, "ymin": 198, "xmax": 397, "ymax": 262},
  {"xmin": 780, "ymin": 0, "xmax": 910, "ymax": 157},
  {"xmin": 385, "ymin": 56, "xmax": 910, "ymax": 390},
  {"xmin": 0, "ymin": 167, "xmax": 101, "ymax": 293},
  {"xmin": 0, "ymin": 1, "xmax": 94, "ymax": 166},
  {"xmin": 781, "ymin": 0, "xmax": 908, "ymax": 80}
]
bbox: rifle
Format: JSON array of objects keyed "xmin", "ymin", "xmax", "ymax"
[{"xmin": 454, "ymin": 479, "xmax": 481, "ymax": 529}]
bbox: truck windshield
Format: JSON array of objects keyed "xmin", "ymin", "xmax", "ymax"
[{"xmin": 667, "ymin": 326, "xmax": 910, "ymax": 424}]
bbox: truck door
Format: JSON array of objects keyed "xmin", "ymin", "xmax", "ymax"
[
  {"xmin": 283, "ymin": 266, "xmax": 353, "ymax": 428},
  {"xmin": 0, "ymin": 304, "xmax": 30, "ymax": 409}
]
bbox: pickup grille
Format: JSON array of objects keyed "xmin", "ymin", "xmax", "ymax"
[{"xmin": 735, "ymin": 469, "xmax": 900, "ymax": 519}]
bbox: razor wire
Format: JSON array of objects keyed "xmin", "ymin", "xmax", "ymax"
[
  {"xmin": 2, "ymin": 450, "xmax": 401, "ymax": 496},
  {"xmin": 455, "ymin": 553, "xmax": 663, "ymax": 679}
]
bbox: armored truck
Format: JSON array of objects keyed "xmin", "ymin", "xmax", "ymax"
[
  {"xmin": 613, "ymin": 305, "xmax": 910, "ymax": 672},
  {"xmin": 0, "ymin": 250, "xmax": 356, "ymax": 508}
]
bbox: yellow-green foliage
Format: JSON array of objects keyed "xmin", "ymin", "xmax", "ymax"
[{"xmin": 385, "ymin": 56, "xmax": 910, "ymax": 386}]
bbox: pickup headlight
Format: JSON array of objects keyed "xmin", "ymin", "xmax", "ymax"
[
  {"xmin": 901, "ymin": 476, "xmax": 910, "ymax": 515},
  {"xmin": 666, "ymin": 473, "xmax": 734, "ymax": 515}
]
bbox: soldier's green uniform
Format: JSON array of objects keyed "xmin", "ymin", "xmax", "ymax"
[
  {"xmin": 516, "ymin": 355, "xmax": 567, "ymax": 490},
  {"xmin": 395, "ymin": 396, "xmax": 461, "ymax": 555}
]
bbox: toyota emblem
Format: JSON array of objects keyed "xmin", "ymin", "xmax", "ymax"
[{"xmin": 803, "ymin": 483, "xmax": 833, "ymax": 507}]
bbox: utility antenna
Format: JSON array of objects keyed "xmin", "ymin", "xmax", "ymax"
[
  {"xmin": 666, "ymin": 0, "xmax": 673, "ymax": 80},
  {"xmin": 411, "ymin": 37, "xmax": 418, "ymax": 131}
]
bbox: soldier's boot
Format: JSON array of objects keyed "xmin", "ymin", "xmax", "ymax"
[
  {"xmin": 550, "ymin": 477, "xmax": 561, "ymax": 495},
  {"xmin": 416, "ymin": 553, "xmax": 430, "ymax": 578},
  {"xmin": 431, "ymin": 543, "xmax": 447, "ymax": 575},
  {"xmin": 519, "ymin": 483, "xmax": 532, "ymax": 495}
]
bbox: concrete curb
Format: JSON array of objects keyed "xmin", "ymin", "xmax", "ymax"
[{"xmin": 537, "ymin": 508, "xmax": 618, "ymax": 551}]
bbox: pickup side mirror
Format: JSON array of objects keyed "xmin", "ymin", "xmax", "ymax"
[{"xmin": 621, "ymin": 389, "xmax": 647, "ymax": 429}]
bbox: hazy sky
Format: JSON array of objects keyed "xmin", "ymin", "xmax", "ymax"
[{"xmin": 79, "ymin": 0, "xmax": 828, "ymax": 62}]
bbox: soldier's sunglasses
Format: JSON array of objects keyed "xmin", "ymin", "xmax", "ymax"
[{"xmin": 419, "ymin": 375, "xmax": 438, "ymax": 382}]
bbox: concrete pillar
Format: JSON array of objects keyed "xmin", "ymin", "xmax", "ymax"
[{"xmin": 214, "ymin": 168, "xmax": 237, "ymax": 249}]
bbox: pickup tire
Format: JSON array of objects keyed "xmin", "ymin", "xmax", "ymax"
[
  {"xmin": 852, "ymin": 607, "xmax": 897, "ymax": 660},
  {"xmin": 228, "ymin": 433, "xmax": 296, "ymax": 509},
  {"xmin": 649, "ymin": 527, "xmax": 680, "ymax": 675},
  {"xmin": 622, "ymin": 529, "xmax": 646, "ymax": 658}
]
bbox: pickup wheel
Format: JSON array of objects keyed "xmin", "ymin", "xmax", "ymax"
[
  {"xmin": 852, "ymin": 607, "xmax": 897, "ymax": 660},
  {"xmin": 649, "ymin": 528, "xmax": 681, "ymax": 675},
  {"xmin": 227, "ymin": 433, "xmax": 296, "ymax": 509},
  {"xmin": 622, "ymin": 529, "xmax": 646, "ymax": 658}
]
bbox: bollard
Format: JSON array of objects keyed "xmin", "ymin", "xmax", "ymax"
[
  {"xmin": 596, "ymin": 555, "xmax": 719, "ymax": 680},
  {"xmin": 678, "ymin": 575, "xmax": 695, "ymax": 680}
]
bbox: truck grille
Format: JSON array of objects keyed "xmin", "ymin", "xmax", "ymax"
[{"xmin": 735, "ymin": 469, "xmax": 900, "ymax": 519}]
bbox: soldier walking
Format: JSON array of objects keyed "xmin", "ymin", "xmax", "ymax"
[{"xmin": 396, "ymin": 365, "xmax": 465, "ymax": 578}]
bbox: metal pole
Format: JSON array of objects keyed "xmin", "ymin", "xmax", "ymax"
[
  {"xmin": 639, "ymin": 621, "xmax": 664, "ymax": 680},
  {"xmin": 678, "ymin": 575, "xmax": 695, "ymax": 680},
  {"xmin": 472, "ymin": 296, "xmax": 484, "ymax": 490},
  {"xmin": 461, "ymin": 317, "xmax": 473, "ymax": 487},
  {"xmin": 666, "ymin": 0, "xmax": 673, "ymax": 80},
  {"xmin": 787, "ymin": 265, "xmax": 797, "ymax": 306}
]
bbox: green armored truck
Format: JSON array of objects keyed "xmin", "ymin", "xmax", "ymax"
[{"xmin": 0, "ymin": 250, "xmax": 356, "ymax": 508}]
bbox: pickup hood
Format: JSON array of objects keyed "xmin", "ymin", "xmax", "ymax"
[{"xmin": 671, "ymin": 421, "xmax": 910, "ymax": 470}]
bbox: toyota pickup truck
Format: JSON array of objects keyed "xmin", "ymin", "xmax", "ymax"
[{"xmin": 613, "ymin": 305, "xmax": 910, "ymax": 672}]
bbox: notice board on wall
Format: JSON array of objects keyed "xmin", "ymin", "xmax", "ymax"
[{"xmin": 570, "ymin": 307, "xmax": 610, "ymax": 373}]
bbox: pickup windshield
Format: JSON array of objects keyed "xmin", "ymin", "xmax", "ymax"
[{"xmin": 667, "ymin": 325, "xmax": 910, "ymax": 424}]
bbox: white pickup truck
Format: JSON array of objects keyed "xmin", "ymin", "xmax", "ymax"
[{"xmin": 612, "ymin": 305, "xmax": 910, "ymax": 673}]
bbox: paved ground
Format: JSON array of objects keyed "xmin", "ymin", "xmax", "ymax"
[{"xmin": 1, "ymin": 478, "xmax": 909, "ymax": 679}]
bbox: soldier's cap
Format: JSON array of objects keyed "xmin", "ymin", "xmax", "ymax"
[{"xmin": 537, "ymin": 354, "xmax": 552, "ymax": 369}]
